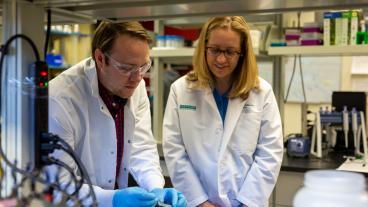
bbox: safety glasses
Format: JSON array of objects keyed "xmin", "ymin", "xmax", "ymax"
[{"xmin": 104, "ymin": 53, "xmax": 151, "ymax": 76}]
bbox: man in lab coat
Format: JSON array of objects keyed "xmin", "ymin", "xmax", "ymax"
[{"xmin": 49, "ymin": 21, "xmax": 186, "ymax": 207}]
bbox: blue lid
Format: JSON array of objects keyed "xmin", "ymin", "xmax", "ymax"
[{"xmin": 156, "ymin": 35, "xmax": 166, "ymax": 40}]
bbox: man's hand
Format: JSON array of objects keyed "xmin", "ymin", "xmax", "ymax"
[
  {"xmin": 198, "ymin": 201, "xmax": 217, "ymax": 207},
  {"xmin": 151, "ymin": 188, "xmax": 187, "ymax": 207},
  {"xmin": 112, "ymin": 187, "xmax": 158, "ymax": 207}
]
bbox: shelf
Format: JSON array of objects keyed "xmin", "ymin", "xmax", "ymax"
[
  {"xmin": 151, "ymin": 47, "xmax": 195, "ymax": 58},
  {"xmin": 34, "ymin": 1, "xmax": 368, "ymax": 23},
  {"xmin": 150, "ymin": 47, "xmax": 194, "ymax": 64},
  {"xmin": 150, "ymin": 47, "xmax": 264, "ymax": 63},
  {"xmin": 351, "ymin": 73, "xmax": 368, "ymax": 76},
  {"xmin": 48, "ymin": 30, "xmax": 91, "ymax": 37},
  {"xmin": 268, "ymin": 45, "xmax": 368, "ymax": 56},
  {"xmin": 48, "ymin": 65, "xmax": 70, "ymax": 70}
]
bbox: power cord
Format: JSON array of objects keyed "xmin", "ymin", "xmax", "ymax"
[
  {"xmin": 0, "ymin": 34, "xmax": 41, "ymax": 176},
  {"xmin": 40, "ymin": 133, "xmax": 97, "ymax": 206},
  {"xmin": 284, "ymin": 12, "xmax": 307, "ymax": 104},
  {"xmin": 44, "ymin": 9, "xmax": 51, "ymax": 60},
  {"xmin": 0, "ymin": 33, "xmax": 97, "ymax": 206}
]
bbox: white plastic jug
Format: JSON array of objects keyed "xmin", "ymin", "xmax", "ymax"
[{"xmin": 293, "ymin": 170, "xmax": 368, "ymax": 207}]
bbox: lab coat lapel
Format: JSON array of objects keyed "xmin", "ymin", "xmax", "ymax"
[
  {"xmin": 203, "ymin": 87, "xmax": 222, "ymax": 121},
  {"xmin": 124, "ymin": 99, "xmax": 135, "ymax": 155},
  {"xmin": 84, "ymin": 58, "xmax": 99, "ymax": 98},
  {"xmin": 219, "ymin": 98, "xmax": 246, "ymax": 156}
]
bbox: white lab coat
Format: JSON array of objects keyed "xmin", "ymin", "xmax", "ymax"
[
  {"xmin": 49, "ymin": 58, "xmax": 164, "ymax": 207},
  {"xmin": 163, "ymin": 76, "xmax": 283, "ymax": 207}
]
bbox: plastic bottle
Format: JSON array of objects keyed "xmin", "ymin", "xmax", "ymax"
[
  {"xmin": 156, "ymin": 35, "xmax": 166, "ymax": 48},
  {"xmin": 293, "ymin": 170, "xmax": 368, "ymax": 207},
  {"xmin": 165, "ymin": 35, "xmax": 174, "ymax": 48}
]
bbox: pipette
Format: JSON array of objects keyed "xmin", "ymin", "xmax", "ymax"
[{"xmin": 343, "ymin": 106, "xmax": 349, "ymax": 148}]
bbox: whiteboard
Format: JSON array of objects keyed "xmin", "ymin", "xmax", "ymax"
[
  {"xmin": 258, "ymin": 61, "xmax": 273, "ymax": 86},
  {"xmin": 284, "ymin": 56, "xmax": 342, "ymax": 103},
  {"xmin": 352, "ymin": 77, "xmax": 368, "ymax": 91},
  {"xmin": 351, "ymin": 56, "xmax": 368, "ymax": 74}
]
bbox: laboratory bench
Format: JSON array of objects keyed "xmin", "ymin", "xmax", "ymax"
[
  {"xmin": 151, "ymin": 145, "xmax": 367, "ymax": 207},
  {"xmin": 274, "ymin": 151, "xmax": 367, "ymax": 207},
  {"xmin": 281, "ymin": 151, "xmax": 345, "ymax": 172}
]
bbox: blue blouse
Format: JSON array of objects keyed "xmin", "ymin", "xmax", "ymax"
[{"xmin": 213, "ymin": 88, "xmax": 229, "ymax": 125}]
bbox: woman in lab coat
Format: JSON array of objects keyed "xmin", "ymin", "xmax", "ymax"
[{"xmin": 163, "ymin": 16, "xmax": 283, "ymax": 207}]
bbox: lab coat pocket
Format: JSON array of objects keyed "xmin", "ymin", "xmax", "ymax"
[
  {"xmin": 231, "ymin": 108, "xmax": 262, "ymax": 155},
  {"xmin": 178, "ymin": 104, "xmax": 206, "ymax": 131}
]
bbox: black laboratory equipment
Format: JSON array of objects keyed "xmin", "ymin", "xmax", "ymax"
[
  {"xmin": 0, "ymin": 32, "xmax": 97, "ymax": 206},
  {"xmin": 332, "ymin": 91, "xmax": 366, "ymax": 156}
]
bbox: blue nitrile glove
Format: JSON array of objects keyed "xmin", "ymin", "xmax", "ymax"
[
  {"xmin": 113, "ymin": 187, "xmax": 158, "ymax": 207},
  {"xmin": 151, "ymin": 188, "xmax": 187, "ymax": 207}
]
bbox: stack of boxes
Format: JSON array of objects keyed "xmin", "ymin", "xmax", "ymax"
[
  {"xmin": 278, "ymin": 10, "xmax": 367, "ymax": 47},
  {"xmin": 284, "ymin": 23, "xmax": 324, "ymax": 46},
  {"xmin": 323, "ymin": 10, "xmax": 366, "ymax": 46},
  {"xmin": 285, "ymin": 29, "xmax": 301, "ymax": 46},
  {"xmin": 300, "ymin": 23, "xmax": 323, "ymax": 46}
]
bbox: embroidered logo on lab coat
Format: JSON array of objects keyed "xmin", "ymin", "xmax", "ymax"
[
  {"xmin": 179, "ymin": 104, "xmax": 196, "ymax": 111},
  {"xmin": 242, "ymin": 104, "xmax": 254, "ymax": 113}
]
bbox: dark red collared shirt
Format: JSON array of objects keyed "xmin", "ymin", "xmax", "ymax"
[{"xmin": 98, "ymin": 81, "xmax": 127, "ymax": 189}]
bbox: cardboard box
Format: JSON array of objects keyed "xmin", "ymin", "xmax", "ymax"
[
  {"xmin": 333, "ymin": 11, "xmax": 343, "ymax": 45},
  {"xmin": 350, "ymin": 10, "xmax": 359, "ymax": 45},
  {"xmin": 341, "ymin": 11, "xmax": 350, "ymax": 45},
  {"xmin": 323, "ymin": 12, "xmax": 333, "ymax": 46}
]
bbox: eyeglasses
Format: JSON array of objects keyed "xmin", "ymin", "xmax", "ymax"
[
  {"xmin": 104, "ymin": 53, "xmax": 151, "ymax": 76},
  {"xmin": 206, "ymin": 47, "xmax": 242, "ymax": 59}
]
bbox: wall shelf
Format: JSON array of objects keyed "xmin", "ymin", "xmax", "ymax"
[
  {"xmin": 150, "ymin": 47, "xmax": 194, "ymax": 64},
  {"xmin": 151, "ymin": 47, "xmax": 262, "ymax": 59},
  {"xmin": 268, "ymin": 45, "xmax": 368, "ymax": 56},
  {"xmin": 48, "ymin": 30, "xmax": 91, "ymax": 37},
  {"xmin": 34, "ymin": 1, "xmax": 368, "ymax": 23},
  {"xmin": 151, "ymin": 47, "xmax": 195, "ymax": 57},
  {"xmin": 48, "ymin": 65, "xmax": 70, "ymax": 70},
  {"xmin": 351, "ymin": 73, "xmax": 368, "ymax": 76}
]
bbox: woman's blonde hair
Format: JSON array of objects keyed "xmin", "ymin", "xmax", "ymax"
[{"xmin": 187, "ymin": 16, "xmax": 260, "ymax": 99}]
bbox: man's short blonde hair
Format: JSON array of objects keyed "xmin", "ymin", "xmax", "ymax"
[{"xmin": 91, "ymin": 21, "xmax": 152, "ymax": 63}]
